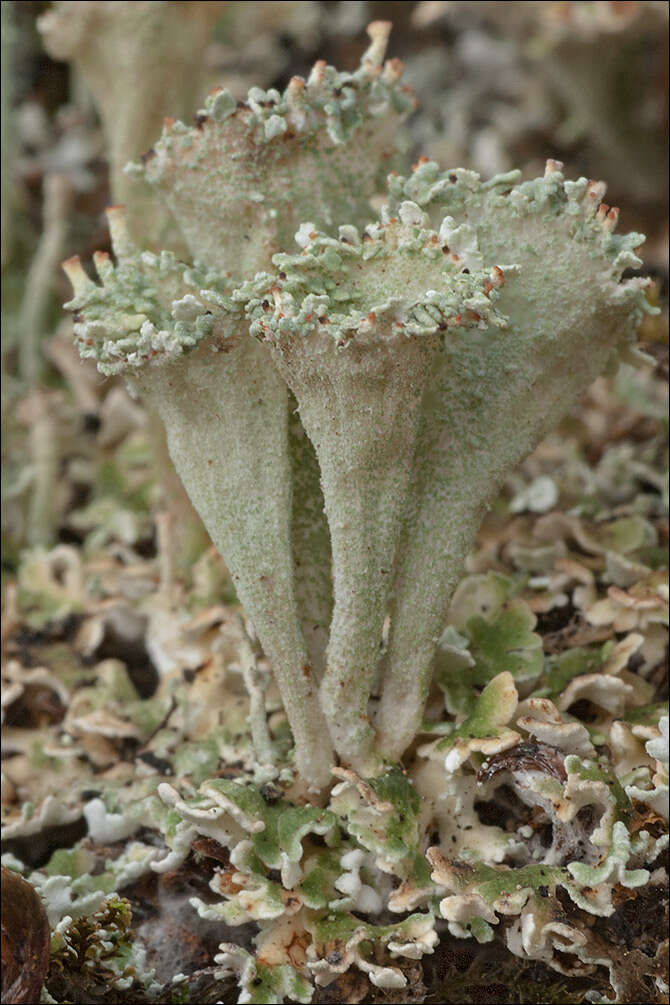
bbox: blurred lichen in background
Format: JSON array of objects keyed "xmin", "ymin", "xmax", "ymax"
[{"xmin": 1, "ymin": 3, "xmax": 668, "ymax": 1004}]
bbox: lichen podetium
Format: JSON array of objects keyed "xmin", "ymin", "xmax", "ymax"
[{"xmin": 64, "ymin": 23, "xmax": 652, "ymax": 781}]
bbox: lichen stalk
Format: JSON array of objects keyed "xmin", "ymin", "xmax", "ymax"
[
  {"xmin": 18, "ymin": 173, "xmax": 72, "ymax": 386},
  {"xmin": 63, "ymin": 209, "xmax": 334, "ymax": 789},
  {"xmin": 288, "ymin": 398, "xmax": 333, "ymax": 680},
  {"xmin": 280, "ymin": 334, "xmax": 437, "ymax": 768},
  {"xmin": 375, "ymin": 161, "xmax": 653, "ymax": 760},
  {"xmin": 137, "ymin": 347, "xmax": 333, "ymax": 787},
  {"xmin": 243, "ymin": 213, "xmax": 509, "ymax": 770}
]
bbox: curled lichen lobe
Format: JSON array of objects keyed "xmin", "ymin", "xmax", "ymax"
[
  {"xmin": 148, "ymin": 19, "xmax": 416, "ymax": 156},
  {"xmin": 237, "ymin": 210, "xmax": 509, "ymax": 352},
  {"xmin": 63, "ymin": 209, "xmax": 239, "ymax": 376}
]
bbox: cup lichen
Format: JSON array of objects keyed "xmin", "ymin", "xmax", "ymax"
[
  {"xmin": 63, "ymin": 23, "xmax": 654, "ymax": 788},
  {"xmin": 56, "ymin": 27, "xmax": 666, "ymax": 999}
]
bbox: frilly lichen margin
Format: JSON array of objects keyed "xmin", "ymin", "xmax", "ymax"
[{"xmin": 63, "ymin": 208, "xmax": 239, "ymax": 376}]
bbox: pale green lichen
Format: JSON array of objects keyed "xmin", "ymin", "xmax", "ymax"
[
  {"xmin": 146, "ymin": 771, "xmax": 438, "ymax": 996},
  {"xmin": 329, "ymin": 766, "xmax": 426, "ymax": 881},
  {"xmin": 428, "ymin": 817, "xmax": 667, "ymax": 931},
  {"xmin": 64, "ymin": 212, "xmax": 234, "ymax": 376},
  {"xmin": 63, "ymin": 20, "xmax": 654, "ymax": 781},
  {"xmin": 435, "ymin": 574, "xmax": 544, "ymax": 718},
  {"xmin": 425, "ymin": 671, "xmax": 520, "ymax": 772},
  {"xmin": 214, "ymin": 946, "xmax": 313, "ymax": 1005},
  {"xmin": 135, "ymin": 21, "xmax": 415, "ymax": 277},
  {"xmin": 238, "ymin": 215, "xmax": 507, "ymax": 767},
  {"xmin": 48, "ymin": 20, "xmax": 669, "ymax": 1004},
  {"xmin": 64, "ymin": 211, "xmax": 333, "ymax": 789},
  {"xmin": 38, "ymin": 1, "xmax": 226, "ymax": 247},
  {"xmin": 374, "ymin": 159, "xmax": 655, "ymax": 761}
]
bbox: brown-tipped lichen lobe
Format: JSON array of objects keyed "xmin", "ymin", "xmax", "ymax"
[{"xmin": 136, "ymin": 24, "xmax": 416, "ymax": 276}]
